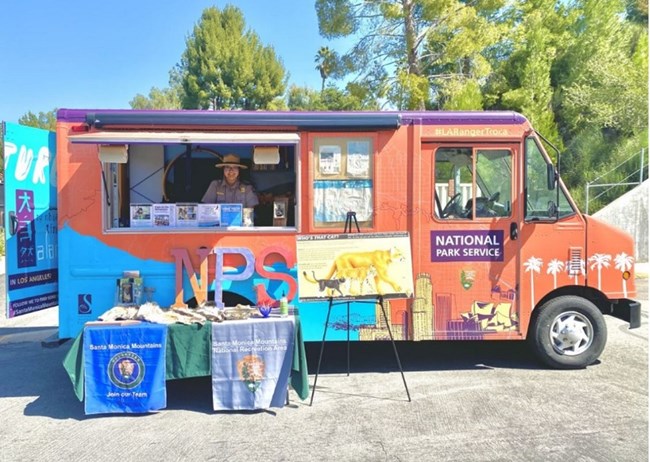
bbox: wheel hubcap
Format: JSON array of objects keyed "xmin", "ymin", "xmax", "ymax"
[{"xmin": 549, "ymin": 311, "xmax": 593, "ymax": 356}]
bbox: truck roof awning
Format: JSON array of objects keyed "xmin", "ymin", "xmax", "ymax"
[
  {"xmin": 68, "ymin": 131, "xmax": 301, "ymax": 144},
  {"xmin": 70, "ymin": 110, "xmax": 401, "ymax": 130}
]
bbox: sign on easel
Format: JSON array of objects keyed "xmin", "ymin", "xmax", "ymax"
[{"xmin": 296, "ymin": 231, "xmax": 414, "ymax": 301}]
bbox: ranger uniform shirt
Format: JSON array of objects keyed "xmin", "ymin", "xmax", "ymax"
[{"xmin": 201, "ymin": 180, "xmax": 259, "ymax": 208}]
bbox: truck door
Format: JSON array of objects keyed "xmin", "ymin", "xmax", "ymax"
[{"xmin": 416, "ymin": 143, "xmax": 521, "ymax": 340}]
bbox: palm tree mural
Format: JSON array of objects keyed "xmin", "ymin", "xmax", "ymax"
[
  {"xmin": 588, "ymin": 253, "xmax": 612, "ymax": 290},
  {"xmin": 524, "ymin": 256, "xmax": 543, "ymax": 308},
  {"xmin": 314, "ymin": 46, "xmax": 336, "ymax": 92},
  {"xmin": 614, "ymin": 252, "xmax": 634, "ymax": 297},
  {"xmin": 547, "ymin": 259, "xmax": 565, "ymax": 289}
]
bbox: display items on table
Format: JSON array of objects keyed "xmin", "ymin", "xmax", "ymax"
[
  {"xmin": 198, "ymin": 204, "xmax": 221, "ymax": 227},
  {"xmin": 279, "ymin": 293, "xmax": 289, "ymax": 317},
  {"xmin": 175, "ymin": 203, "xmax": 198, "ymax": 227},
  {"xmin": 220, "ymin": 203, "xmax": 243, "ymax": 227},
  {"xmin": 127, "ymin": 202, "xmax": 249, "ymax": 228},
  {"xmin": 152, "ymin": 203, "xmax": 176, "ymax": 227},
  {"xmin": 273, "ymin": 198, "xmax": 288, "ymax": 227},
  {"xmin": 129, "ymin": 204, "xmax": 153, "ymax": 227},
  {"xmin": 115, "ymin": 271, "xmax": 144, "ymax": 306},
  {"xmin": 258, "ymin": 303, "xmax": 273, "ymax": 318},
  {"xmin": 242, "ymin": 207, "xmax": 254, "ymax": 226},
  {"xmin": 97, "ymin": 302, "xmax": 266, "ymax": 325}
]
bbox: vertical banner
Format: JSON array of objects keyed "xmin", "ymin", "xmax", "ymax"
[
  {"xmin": 211, "ymin": 317, "xmax": 294, "ymax": 410},
  {"xmin": 83, "ymin": 323, "xmax": 167, "ymax": 414},
  {"xmin": 2, "ymin": 122, "xmax": 58, "ymax": 317}
]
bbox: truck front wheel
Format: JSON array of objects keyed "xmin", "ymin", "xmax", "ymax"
[{"xmin": 528, "ymin": 296, "xmax": 607, "ymax": 369}]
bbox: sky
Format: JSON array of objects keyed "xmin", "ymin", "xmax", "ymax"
[{"xmin": 0, "ymin": 0, "xmax": 346, "ymax": 123}]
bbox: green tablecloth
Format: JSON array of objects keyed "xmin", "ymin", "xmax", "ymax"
[{"xmin": 62, "ymin": 315, "xmax": 310, "ymax": 403}]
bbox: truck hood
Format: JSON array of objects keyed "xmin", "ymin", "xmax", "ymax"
[{"xmin": 585, "ymin": 215, "xmax": 637, "ymax": 299}]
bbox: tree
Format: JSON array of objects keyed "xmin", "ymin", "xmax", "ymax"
[
  {"xmin": 18, "ymin": 110, "xmax": 57, "ymax": 131},
  {"xmin": 130, "ymin": 86, "xmax": 181, "ymax": 110},
  {"xmin": 287, "ymin": 85, "xmax": 325, "ymax": 110},
  {"xmin": 316, "ymin": 0, "xmax": 505, "ymax": 110},
  {"xmin": 286, "ymin": 84, "xmax": 378, "ymax": 111},
  {"xmin": 129, "ymin": 66, "xmax": 185, "ymax": 110},
  {"xmin": 315, "ymin": 46, "xmax": 338, "ymax": 92},
  {"xmin": 483, "ymin": 0, "xmax": 573, "ymax": 150},
  {"xmin": 558, "ymin": 0, "xmax": 648, "ymax": 137},
  {"xmin": 178, "ymin": 5, "xmax": 286, "ymax": 110},
  {"xmin": 551, "ymin": 0, "xmax": 648, "ymax": 209}
]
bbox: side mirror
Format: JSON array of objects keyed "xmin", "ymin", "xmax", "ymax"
[{"xmin": 547, "ymin": 164, "xmax": 557, "ymax": 190}]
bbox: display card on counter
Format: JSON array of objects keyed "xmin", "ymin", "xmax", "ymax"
[
  {"xmin": 176, "ymin": 203, "xmax": 198, "ymax": 227},
  {"xmin": 130, "ymin": 204, "xmax": 153, "ymax": 227},
  {"xmin": 220, "ymin": 203, "xmax": 243, "ymax": 227},
  {"xmin": 152, "ymin": 203, "xmax": 176, "ymax": 227},
  {"xmin": 198, "ymin": 204, "xmax": 221, "ymax": 227}
]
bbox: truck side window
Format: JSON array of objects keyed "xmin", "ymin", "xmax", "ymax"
[
  {"xmin": 103, "ymin": 142, "xmax": 298, "ymax": 230},
  {"xmin": 525, "ymin": 138, "xmax": 575, "ymax": 220},
  {"xmin": 434, "ymin": 147, "xmax": 512, "ymax": 220}
]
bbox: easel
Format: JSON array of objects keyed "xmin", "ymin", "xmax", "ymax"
[
  {"xmin": 343, "ymin": 210, "xmax": 360, "ymax": 233},
  {"xmin": 309, "ymin": 212, "xmax": 411, "ymax": 405}
]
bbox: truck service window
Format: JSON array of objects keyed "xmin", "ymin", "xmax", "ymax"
[
  {"xmin": 312, "ymin": 137, "xmax": 374, "ymax": 229},
  {"xmin": 434, "ymin": 147, "xmax": 512, "ymax": 220},
  {"xmin": 102, "ymin": 142, "xmax": 298, "ymax": 231}
]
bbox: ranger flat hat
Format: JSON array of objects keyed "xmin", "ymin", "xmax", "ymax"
[{"xmin": 215, "ymin": 153, "xmax": 247, "ymax": 169}]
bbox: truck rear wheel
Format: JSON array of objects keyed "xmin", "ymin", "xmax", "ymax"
[{"xmin": 528, "ymin": 295, "xmax": 607, "ymax": 369}]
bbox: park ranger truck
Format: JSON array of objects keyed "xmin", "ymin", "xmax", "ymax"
[{"xmin": 2, "ymin": 109, "xmax": 641, "ymax": 369}]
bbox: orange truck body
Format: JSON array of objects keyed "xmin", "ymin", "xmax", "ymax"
[{"xmin": 54, "ymin": 109, "xmax": 639, "ymax": 367}]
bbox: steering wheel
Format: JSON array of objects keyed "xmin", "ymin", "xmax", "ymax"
[{"xmin": 441, "ymin": 193, "xmax": 462, "ymax": 218}]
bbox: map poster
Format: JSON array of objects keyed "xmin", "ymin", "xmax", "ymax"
[{"xmin": 296, "ymin": 232, "xmax": 414, "ymax": 301}]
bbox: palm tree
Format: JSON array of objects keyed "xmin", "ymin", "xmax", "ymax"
[
  {"xmin": 588, "ymin": 253, "xmax": 612, "ymax": 290},
  {"xmin": 546, "ymin": 259, "xmax": 565, "ymax": 289},
  {"xmin": 315, "ymin": 47, "xmax": 336, "ymax": 92},
  {"xmin": 614, "ymin": 252, "xmax": 634, "ymax": 297},
  {"xmin": 524, "ymin": 256, "xmax": 543, "ymax": 308}
]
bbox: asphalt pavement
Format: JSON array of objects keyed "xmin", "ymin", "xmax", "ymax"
[{"xmin": 0, "ymin": 264, "xmax": 647, "ymax": 462}]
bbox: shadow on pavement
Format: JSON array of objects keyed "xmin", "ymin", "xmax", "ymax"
[
  {"xmin": 0, "ymin": 326, "xmax": 58, "ymax": 340},
  {"xmin": 0, "ymin": 341, "xmax": 88, "ymax": 420},
  {"xmin": 304, "ymin": 339, "xmax": 543, "ymax": 374}
]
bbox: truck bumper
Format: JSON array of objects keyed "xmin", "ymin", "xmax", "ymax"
[{"xmin": 610, "ymin": 299, "xmax": 641, "ymax": 329}]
